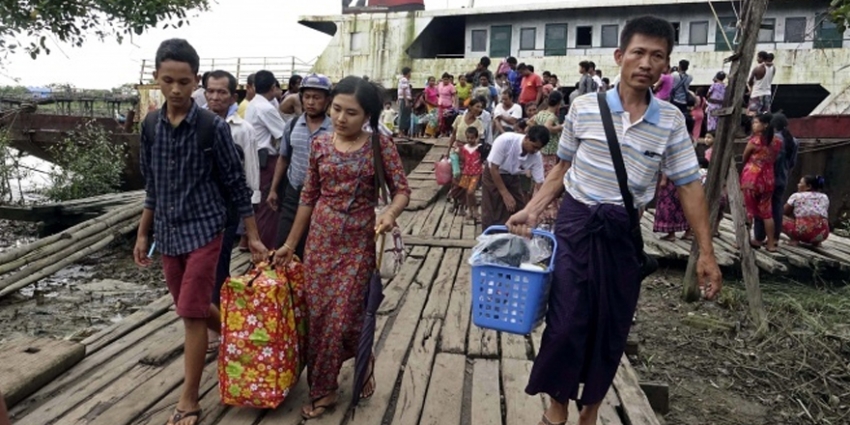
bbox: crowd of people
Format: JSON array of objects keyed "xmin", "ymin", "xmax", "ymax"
[
  {"xmin": 110, "ymin": 12, "xmax": 832, "ymax": 425},
  {"xmin": 134, "ymin": 38, "xmax": 410, "ymax": 425},
  {"xmin": 649, "ymin": 49, "xmax": 830, "ymax": 251},
  {"xmin": 386, "ymin": 40, "xmax": 829, "ymax": 253}
]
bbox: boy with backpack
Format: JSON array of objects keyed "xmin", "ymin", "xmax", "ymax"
[{"xmin": 134, "ymin": 38, "xmax": 268, "ymax": 425}]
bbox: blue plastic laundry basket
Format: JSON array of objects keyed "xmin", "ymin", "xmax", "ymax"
[{"xmin": 471, "ymin": 226, "xmax": 557, "ymax": 335}]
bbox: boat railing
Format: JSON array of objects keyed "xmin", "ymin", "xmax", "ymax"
[{"xmin": 138, "ymin": 57, "xmax": 317, "ymax": 87}]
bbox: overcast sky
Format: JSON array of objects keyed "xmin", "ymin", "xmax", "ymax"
[{"xmin": 1, "ymin": 0, "xmax": 570, "ymax": 89}]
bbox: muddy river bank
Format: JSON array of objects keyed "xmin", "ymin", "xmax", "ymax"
[{"xmin": 0, "ymin": 219, "xmax": 166, "ymax": 342}]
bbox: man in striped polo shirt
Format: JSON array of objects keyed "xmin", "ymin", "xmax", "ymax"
[
  {"xmin": 268, "ymin": 73, "xmax": 333, "ymax": 258},
  {"xmin": 506, "ymin": 16, "xmax": 722, "ymax": 425}
]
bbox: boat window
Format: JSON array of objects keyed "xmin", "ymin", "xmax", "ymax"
[
  {"xmin": 670, "ymin": 22, "xmax": 681, "ymax": 45},
  {"xmin": 408, "ymin": 16, "xmax": 465, "ymax": 58},
  {"xmin": 472, "ymin": 30, "xmax": 487, "ymax": 52},
  {"xmin": 601, "ymin": 25, "xmax": 619, "ymax": 48},
  {"xmin": 759, "ymin": 18, "xmax": 775, "ymax": 43},
  {"xmin": 350, "ymin": 32, "xmax": 366, "ymax": 52},
  {"xmin": 576, "ymin": 26, "xmax": 592, "ymax": 48},
  {"xmin": 490, "ymin": 25, "xmax": 512, "ymax": 58},
  {"xmin": 815, "ymin": 13, "xmax": 843, "ymax": 49},
  {"xmin": 544, "ymin": 24, "xmax": 568, "ymax": 56},
  {"xmin": 714, "ymin": 16, "xmax": 737, "ymax": 51},
  {"xmin": 520, "ymin": 28, "xmax": 537, "ymax": 51},
  {"xmin": 689, "ymin": 21, "xmax": 708, "ymax": 46},
  {"xmin": 784, "ymin": 17, "xmax": 807, "ymax": 43}
]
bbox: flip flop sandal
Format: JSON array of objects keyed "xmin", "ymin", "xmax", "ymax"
[
  {"xmin": 360, "ymin": 357, "xmax": 376, "ymax": 400},
  {"xmin": 167, "ymin": 409, "xmax": 201, "ymax": 425},
  {"xmin": 538, "ymin": 413, "xmax": 566, "ymax": 425},
  {"xmin": 206, "ymin": 338, "xmax": 220, "ymax": 355},
  {"xmin": 301, "ymin": 398, "xmax": 338, "ymax": 420}
]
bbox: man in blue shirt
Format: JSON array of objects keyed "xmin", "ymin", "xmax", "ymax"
[
  {"xmin": 268, "ymin": 73, "xmax": 334, "ymax": 257},
  {"xmin": 134, "ymin": 38, "xmax": 268, "ymax": 425}
]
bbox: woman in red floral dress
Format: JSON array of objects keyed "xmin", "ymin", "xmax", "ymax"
[
  {"xmin": 741, "ymin": 113, "xmax": 782, "ymax": 251},
  {"xmin": 274, "ymin": 76, "xmax": 411, "ymax": 420}
]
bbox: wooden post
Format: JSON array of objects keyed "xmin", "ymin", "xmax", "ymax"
[
  {"xmin": 681, "ymin": 0, "xmax": 769, "ymax": 303},
  {"xmin": 726, "ymin": 159, "xmax": 768, "ymax": 334}
]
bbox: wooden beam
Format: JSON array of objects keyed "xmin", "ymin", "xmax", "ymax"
[
  {"xmin": 0, "ymin": 338, "xmax": 85, "ymax": 407},
  {"xmin": 403, "ymin": 235, "xmax": 478, "ymax": 249},
  {"xmin": 613, "ymin": 355, "xmax": 661, "ymax": 425},
  {"xmin": 683, "ymin": 0, "xmax": 770, "ymax": 301},
  {"xmin": 725, "ymin": 163, "xmax": 767, "ymax": 333}
]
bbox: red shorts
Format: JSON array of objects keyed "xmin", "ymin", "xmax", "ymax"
[
  {"xmin": 743, "ymin": 188, "xmax": 772, "ymax": 220},
  {"xmin": 162, "ymin": 234, "xmax": 223, "ymax": 318}
]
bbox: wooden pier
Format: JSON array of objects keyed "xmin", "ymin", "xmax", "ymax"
[
  {"xmin": 5, "ymin": 138, "xmax": 662, "ymax": 425},
  {"xmin": 641, "ymin": 209, "xmax": 850, "ymax": 279}
]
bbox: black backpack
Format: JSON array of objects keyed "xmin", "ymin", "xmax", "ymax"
[{"xmin": 142, "ymin": 109, "xmax": 240, "ymax": 228}]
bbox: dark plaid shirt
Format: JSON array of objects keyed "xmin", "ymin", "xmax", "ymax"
[{"xmin": 141, "ymin": 102, "xmax": 254, "ymax": 256}]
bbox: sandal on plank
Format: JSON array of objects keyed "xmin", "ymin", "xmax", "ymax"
[
  {"xmin": 167, "ymin": 409, "xmax": 201, "ymax": 425},
  {"xmin": 361, "ymin": 357, "xmax": 376, "ymax": 400},
  {"xmin": 538, "ymin": 413, "xmax": 566, "ymax": 425},
  {"xmin": 302, "ymin": 396, "xmax": 338, "ymax": 420}
]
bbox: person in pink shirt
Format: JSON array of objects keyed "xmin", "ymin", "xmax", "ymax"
[
  {"xmin": 654, "ymin": 66, "xmax": 674, "ymax": 101},
  {"xmin": 438, "ymin": 72, "xmax": 457, "ymax": 137},
  {"xmin": 518, "ymin": 65, "xmax": 544, "ymax": 110}
]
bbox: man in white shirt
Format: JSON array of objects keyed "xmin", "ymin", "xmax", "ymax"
[
  {"xmin": 493, "ymin": 91, "xmax": 523, "ymax": 135},
  {"xmin": 398, "ymin": 67, "xmax": 413, "ymax": 136},
  {"xmin": 191, "ymin": 71, "xmax": 210, "ymax": 109},
  {"xmin": 748, "ymin": 51, "xmax": 775, "ymax": 115},
  {"xmin": 480, "ymin": 126, "xmax": 547, "ymax": 230},
  {"xmin": 589, "ymin": 62, "xmax": 604, "ymax": 93},
  {"xmin": 245, "ymin": 70, "xmax": 287, "ymax": 249},
  {"xmin": 204, "ymin": 70, "xmax": 259, "ymax": 347}
]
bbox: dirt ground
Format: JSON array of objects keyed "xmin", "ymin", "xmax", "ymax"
[
  {"xmin": 1, "ymin": 216, "xmax": 849, "ymax": 425},
  {"xmin": 0, "ymin": 220, "xmax": 167, "ymax": 342},
  {"xmin": 635, "ymin": 264, "xmax": 850, "ymax": 425}
]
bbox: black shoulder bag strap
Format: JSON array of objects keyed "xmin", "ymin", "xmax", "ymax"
[{"xmin": 596, "ymin": 92, "xmax": 645, "ymax": 253}]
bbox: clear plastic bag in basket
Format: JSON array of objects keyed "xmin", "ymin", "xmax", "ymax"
[{"xmin": 469, "ymin": 233, "xmax": 553, "ymax": 268}]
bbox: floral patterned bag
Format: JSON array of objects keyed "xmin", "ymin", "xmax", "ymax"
[{"xmin": 218, "ymin": 259, "xmax": 308, "ymax": 408}]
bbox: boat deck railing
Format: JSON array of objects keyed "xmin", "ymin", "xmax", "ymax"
[{"xmin": 138, "ymin": 56, "xmax": 316, "ymax": 87}]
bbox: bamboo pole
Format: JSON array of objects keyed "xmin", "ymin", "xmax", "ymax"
[
  {"xmin": 682, "ymin": 0, "xmax": 768, "ymax": 330},
  {"xmin": 0, "ymin": 201, "xmax": 142, "ymax": 266},
  {"xmin": 0, "ymin": 220, "xmax": 139, "ymax": 298},
  {"xmin": 726, "ymin": 159, "xmax": 768, "ymax": 334},
  {"xmin": 682, "ymin": 0, "xmax": 767, "ymax": 299}
]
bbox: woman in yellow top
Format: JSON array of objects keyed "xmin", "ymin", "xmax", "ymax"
[
  {"xmin": 533, "ymin": 91, "xmax": 564, "ymax": 174},
  {"xmin": 456, "ymin": 75, "xmax": 472, "ymax": 108}
]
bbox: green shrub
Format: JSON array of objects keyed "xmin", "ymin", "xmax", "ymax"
[
  {"xmin": 44, "ymin": 120, "xmax": 125, "ymax": 201},
  {"xmin": 0, "ymin": 132, "xmax": 31, "ymax": 204}
]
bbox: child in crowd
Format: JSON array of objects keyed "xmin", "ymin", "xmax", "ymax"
[
  {"xmin": 411, "ymin": 113, "xmax": 426, "ymax": 138},
  {"xmin": 458, "ymin": 126, "xmax": 483, "ymax": 222},
  {"xmin": 381, "ymin": 101, "xmax": 397, "ymax": 134},
  {"xmin": 704, "ymin": 130, "xmax": 715, "ymax": 161}
]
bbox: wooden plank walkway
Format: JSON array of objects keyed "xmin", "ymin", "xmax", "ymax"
[
  {"xmin": 7, "ymin": 139, "xmax": 660, "ymax": 425},
  {"xmin": 642, "ymin": 209, "xmax": 850, "ymax": 278}
]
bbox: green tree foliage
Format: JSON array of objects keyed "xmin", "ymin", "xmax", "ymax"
[
  {"xmin": 44, "ymin": 120, "xmax": 126, "ymax": 201},
  {"xmin": 0, "ymin": 0, "xmax": 210, "ymax": 59},
  {"xmin": 831, "ymin": 0, "xmax": 850, "ymax": 32}
]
